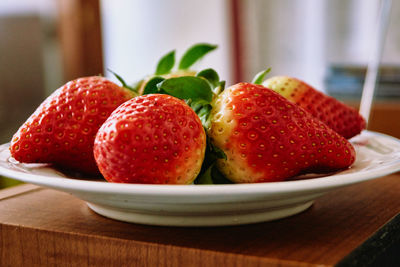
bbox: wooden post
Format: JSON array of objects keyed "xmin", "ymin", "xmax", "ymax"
[{"xmin": 57, "ymin": 0, "xmax": 104, "ymax": 82}]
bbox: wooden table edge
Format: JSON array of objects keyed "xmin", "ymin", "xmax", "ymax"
[
  {"xmin": 0, "ymin": 184, "xmax": 42, "ymax": 201},
  {"xmin": 1, "ymin": 177, "xmax": 400, "ymax": 267},
  {"xmin": 337, "ymin": 212, "xmax": 400, "ymax": 266}
]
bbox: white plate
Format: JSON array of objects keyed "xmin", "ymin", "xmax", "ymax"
[{"xmin": 1, "ymin": 130, "xmax": 400, "ymax": 227}]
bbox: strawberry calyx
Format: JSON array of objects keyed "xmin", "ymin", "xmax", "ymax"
[
  {"xmin": 194, "ymin": 134, "xmax": 230, "ymax": 184},
  {"xmin": 155, "ymin": 50, "xmax": 176, "ymax": 75},
  {"xmin": 147, "ymin": 75, "xmax": 215, "ymax": 129},
  {"xmin": 147, "ymin": 68, "xmax": 225, "ymax": 129},
  {"xmin": 178, "ymin": 43, "xmax": 218, "ymax": 70},
  {"xmin": 135, "ymin": 43, "xmax": 218, "ymax": 95},
  {"xmin": 252, "ymin": 68, "xmax": 271, "ymax": 85},
  {"xmin": 157, "ymin": 76, "xmax": 214, "ymax": 102},
  {"xmin": 107, "ymin": 69, "xmax": 139, "ymax": 95},
  {"xmin": 142, "ymin": 76, "xmax": 166, "ymax": 95},
  {"xmin": 196, "ymin": 68, "xmax": 226, "ymax": 95},
  {"xmin": 156, "ymin": 43, "xmax": 218, "ymax": 75}
]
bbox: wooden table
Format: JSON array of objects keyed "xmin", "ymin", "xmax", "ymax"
[{"xmin": 1, "ymin": 173, "xmax": 400, "ymax": 267}]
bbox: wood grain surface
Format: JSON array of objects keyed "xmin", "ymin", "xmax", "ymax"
[{"xmin": 1, "ymin": 173, "xmax": 400, "ymax": 267}]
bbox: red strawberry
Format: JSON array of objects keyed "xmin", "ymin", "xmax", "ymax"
[
  {"xmin": 9, "ymin": 76, "xmax": 136, "ymax": 175},
  {"xmin": 93, "ymin": 94, "xmax": 206, "ymax": 184},
  {"xmin": 208, "ymin": 83, "xmax": 356, "ymax": 183},
  {"xmin": 263, "ymin": 76, "xmax": 366, "ymax": 139}
]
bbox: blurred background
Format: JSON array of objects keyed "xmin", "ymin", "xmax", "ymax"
[{"xmin": 1, "ymin": 0, "xmax": 400, "ymax": 187}]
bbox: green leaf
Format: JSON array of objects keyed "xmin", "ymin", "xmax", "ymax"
[
  {"xmin": 214, "ymin": 80, "xmax": 226, "ymax": 95},
  {"xmin": 155, "ymin": 50, "xmax": 175, "ymax": 75},
  {"xmin": 190, "ymin": 101, "xmax": 212, "ymax": 129},
  {"xmin": 157, "ymin": 76, "xmax": 213, "ymax": 102},
  {"xmin": 211, "ymin": 166, "xmax": 233, "ymax": 184},
  {"xmin": 194, "ymin": 135, "xmax": 230, "ymax": 185},
  {"xmin": 204, "ymin": 135, "xmax": 227, "ymax": 162},
  {"xmin": 197, "ymin": 105, "xmax": 212, "ymax": 129},
  {"xmin": 178, "ymin": 43, "xmax": 217, "ymax": 70},
  {"xmin": 131, "ymin": 79, "xmax": 144, "ymax": 92},
  {"xmin": 200, "ymin": 135, "xmax": 227, "ymax": 169},
  {"xmin": 251, "ymin": 68, "xmax": 271, "ymax": 85},
  {"xmin": 142, "ymin": 76, "xmax": 165, "ymax": 95},
  {"xmin": 209, "ymin": 142, "xmax": 227, "ymax": 160},
  {"xmin": 195, "ymin": 164, "xmax": 214, "ymax": 184},
  {"xmin": 194, "ymin": 164, "xmax": 232, "ymax": 184},
  {"xmin": 187, "ymin": 99, "xmax": 208, "ymax": 112},
  {"xmin": 186, "ymin": 99, "xmax": 212, "ymax": 129},
  {"xmin": 196, "ymin": 68, "xmax": 220, "ymax": 88},
  {"xmin": 107, "ymin": 69, "xmax": 136, "ymax": 92}
]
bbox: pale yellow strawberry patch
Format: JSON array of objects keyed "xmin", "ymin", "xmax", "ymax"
[{"xmin": 208, "ymin": 86, "xmax": 263, "ymax": 183}]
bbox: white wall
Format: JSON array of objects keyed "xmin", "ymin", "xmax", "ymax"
[
  {"xmin": 101, "ymin": 0, "xmax": 233, "ymax": 86},
  {"xmin": 242, "ymin": 0, "xmax": 399, "ymax": 92},
  {"xmin": 0, "ymin": 0, "xmax": 55, "ymax": 17},
  {"xmin": 241, "ymin": 0, "xmax": 326, "ymax": 90},
  {"xmin": 100, "ymin": 0, "xmax": 399, "ymax": 92}
]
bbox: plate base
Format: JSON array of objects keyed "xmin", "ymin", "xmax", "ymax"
[{"xmin": 87, "ymin": 201, "xmax": 314, "ymax": 227}]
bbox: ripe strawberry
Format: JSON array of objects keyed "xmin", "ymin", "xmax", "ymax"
[
  {"xmin": 9, "ymin": 76, "xmax": 136, "ymax": 175},
  {"xmin": 93, "ymin": 94, "xmax": 206, "ymax": 184},
  {"xmin": 263, "ymin": 76, "xmax": 366, "ymax": 139},
  {"xmin": 208, "ymin": 83, "xmax": 356, "ymax": 183}
]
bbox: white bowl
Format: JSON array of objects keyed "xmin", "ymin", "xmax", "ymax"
[{"xmin": 1, "ymin": 130, "xmax": 399, "ymax": 226}]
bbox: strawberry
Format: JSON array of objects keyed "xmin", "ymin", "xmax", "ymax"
[
  {"xmin": 9, "ymin": 76, "xmax": 136, "ymax": 175},
  {"xmin": 93, "ymin": 94, "xmax": 206, "ymax": 184},
  {"xmin": 207, "ymin": 82, "xmax": 356, "ymax": 183},
  {"xmin": 262, "ymin": 76, "xmax": 366, "ymax": 139}
]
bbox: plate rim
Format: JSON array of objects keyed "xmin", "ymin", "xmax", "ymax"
[{"xmin": 1, "ymin": 130, "xmax": 400, "ymax": 197}]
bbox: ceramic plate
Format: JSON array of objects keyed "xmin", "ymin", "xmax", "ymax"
[{"xmin": 0, "ymin": 130, "xmax": 400, "ymax": 227}]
